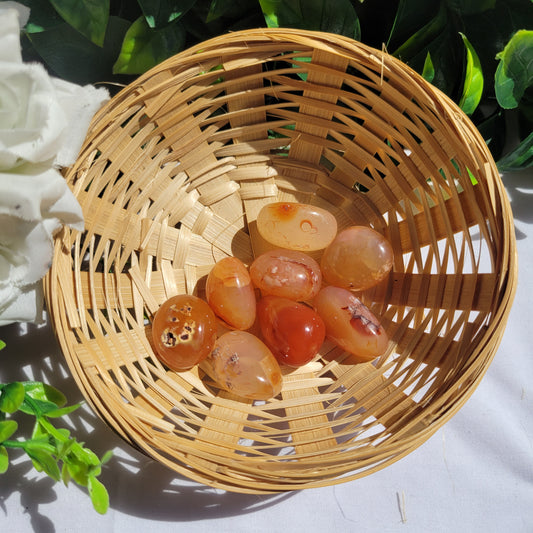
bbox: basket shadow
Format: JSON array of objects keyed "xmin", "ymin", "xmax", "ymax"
[
  {"xmin": 0, "ymin": 319, "xmax": 295, "ymax": 523},
  {"xmin": 500, "ymin": 168, "xmax": 533, "ymax": 236}
]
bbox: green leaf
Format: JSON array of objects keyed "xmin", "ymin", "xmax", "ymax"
[
  {"xmin": 23, "ymin": 382, "xmax": 67, "ymax": 407},
  {"xmin": 259, "ymin": 0, "xmax": 360, "ymax": 40},
  {"xmin": 88, "ymin": 475, "xmax": 110, "ymax": 514},
  {"xmin": 100, "ymin": 450, "xmax": 114, "ymax": 465},
  {"xmin": 113, "ymin": 16, "xmax": 186, "ymax": 74},
  {"xmin": 0, "ymin": 340, "xmax": 5, "ymax": 351},
  {"xmin": 25, "ymin": 438, "xmax": 58, "ymax": 456},
  {"xmin": 446, "ymin": 0, "xmax": 496, "ymax": 15},
  {"xmin": 206, "ymin": 0, "xmax": 234, "ymax": 22},
  {"xmin": 497, "ymin": 130, "xmax": 533, "ymax": 170},
  {"xmin": 44, "ymin": 403, "xmax": 82, "ymax": 418},
  {"xmin": 15, "ymin": 0, "xmax": 64, "ymax": 33},
  {"xmin": 0, "ymin": 382, "xmax": 25, "ymax": 414},
  {"xmin": 71, "ymin": 444, "xmax": 101, "ymax": 467},
  {"xmin": 26, "ymin": 448, "xmax": 61, "ymax": 482},
  {"xmin": 404, "ymin": 26, "xmax": 462, "ymax": 97},
  {"xmin": 392, "ymin": 2, "xmax": 447, "ymax": 60},
  {"xmin": 0, "ymin": 445, "xmax": 8, "ymax": 474},
  {"xmin": 460, "ymin": 0, "xmax": 533, "ymax": 89},
  {"xmin": 388, "ymin": 0, "xmax": 438, "ymax": 49},
  {"xmin": 49, "ymin": 0, "xmax": 110, "ymax": 46},
  {"xmin": 477, "ymin": 109, "xmax": 507, "ymax": 161},
  {"xmin": 31, "ymin": 419, "xmax": 48, "ymax": 440},
  {"xmin": 138, "ymin": 0, "xmax": 196, "ymax": 28},
  {"xmin": 0, "ymin": 420, "xmax": 18, "ymax": 442},
  {"xmin": 26, "ymin": 15, "xmax": 130, "ymax": 85},
  {"xmin": 259, "ymin": 0, "xmax": 300, "ymax": 27},
  {"xmin": 495, "ymin": 30, "xmax": 533, "ymax": 109},
  {"xmin": 65, "ymin": 455, "xmax": 90, "ymax": 486},
  {"xmin": 422, "ymin": 51, "xmax": 435, "ymax": 83},
  {"xmin": 19, "ymin": 398, "xmax": 61, "ymax": 417},
  {"xmin": 61, "ymin": 461, "xmax": 72, "ymax": 485},
  {"xmin": 459, "ymin": 33, "xmax": 483, "ymax": 115},
  {"xmin": 56, "ymin": 438, "xmax": 76, "ymax": 461}
]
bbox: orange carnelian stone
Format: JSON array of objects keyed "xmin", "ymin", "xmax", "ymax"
[
  {"xmin": 314, "ymin": 286, "xmax": 389, "ymax": 362},
  {"xmin": 256, "ymin": 201, "xmax": 337, "ymax": 251},
  {"xmin": 152, "ymin": 294, "xmax": 217, "ymax": 371},
  {"xmin": 257, "ymin": 295, "xmax": 325, "ymax": 367},
  {"xmin": 209, "ymin": 331, "xmax": 282, "ymax": 400},
  {"xmin": 250, "ymin": 249, "xmax": 322, "ymax": 301},
  {"xmin": 205, "ymin": 257, "xmax": 256, "ymax": 330},
  {"xmin": 321, "ymin": 226, "xmax": 393, "ymax": 291}
]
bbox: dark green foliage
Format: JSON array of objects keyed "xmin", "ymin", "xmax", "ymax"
[{"xmin": 8, "ymin": 0, "xmax": 533, "ymax": 167}]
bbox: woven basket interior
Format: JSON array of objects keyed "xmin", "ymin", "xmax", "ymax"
[{"xmin": 45, "ymin": 29, "xmax": 517, "ymax": 493}]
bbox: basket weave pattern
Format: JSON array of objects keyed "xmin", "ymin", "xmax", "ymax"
[{"xmin": 45, "ymin": 29, "xmax": 517, "ymax": 492}]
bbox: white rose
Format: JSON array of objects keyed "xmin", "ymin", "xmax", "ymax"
[
  {"xmin": 0, "ymin": 164, "xmax": 84, "ymax": 326},
  {"xmin": 0, "ymin": 5, "xmax": 109, "ymax": 326},
  {"xmin": 0, "ymin": 6, "xmax": 109, "ymax": 170},
  {"xmin": 0, "ymin": 60, "xmax": 70, "ymax": 170}
]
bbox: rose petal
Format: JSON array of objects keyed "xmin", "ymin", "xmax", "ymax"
[
  {"xmin": 1, "ymin": 216, "xmax": 52, "ymax": 283},
  {"xmin": 0, "ymin": 165, "xmax": 83, "ymax": 225},
  {"xmin": 51, "ymin": 79, "xmax": 109, "ymax": 167},
  {"xmin": 0, "ymin": 61, "xmax": 71, "ymax": 169},
  {"xmin": 0, "ymin": 6, "xmax": 28, "ymax": 64},
  {"xmin": 0, "ymin": 280, "xmax": 44, "ymax": 326},
  {"xmin": 0, "ymin": 169, "xmax": 83, "ymax": 324}
]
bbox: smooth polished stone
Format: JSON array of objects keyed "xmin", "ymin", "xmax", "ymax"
[
  {"xmin": 250, "ymin": 249, "xmax": 322, "ymax": 301},
  {"xmin": 205, "ymin": 256, "xmax": 256, "ymax": 330},
  {"xmin": 152, "ymin": 294, "xmax": 217, "ymax": 371},
  {"xmin": 314, "ymin": 286, "xmax": 389, "ymax": 362},
  {"xmin": 321, "ymin": 226, "xmax": 393, "ymax": 291},
  {"xmin": 257, "ymin": 295, "xmax": 326, "ymax": 367},
  {"xmin": 256, "ymin": 201, "xmax": 338, "ymax": 251},
  {"xmin": 209, "ymin": 331, "xmax": 282, "ymax": 400}
]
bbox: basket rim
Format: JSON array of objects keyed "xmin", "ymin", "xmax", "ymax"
[{"xmin": 45, "ymin": 27, "xmax": 518, "ymax": 493}]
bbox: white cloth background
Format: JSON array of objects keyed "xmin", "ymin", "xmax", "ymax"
[{"xmin": 0, "ymin": 168, "xmax": 531, "ymax": 532}]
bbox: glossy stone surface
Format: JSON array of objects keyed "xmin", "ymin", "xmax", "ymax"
[
  {"xmin": 152, "ymin": 294, "xmax": 217, "ymax": 371},
  {"xmin": 256, "ymin": 201, "xmax": 338, "ymax": 251},
  {"xmin": 205, "ymin": 257, "xmax": 256, "ymax": 330},
  {"xmin": 257, "ymin": 295, "xmax": 326, "ymax": 367},
  {"xmin": 314, "ymin": 286, "xmax": 388, "ymax": 362},
  {"xmin": 321, "ymin": 226, "xmax": 393, "ymax": 291},
  {"xmin": 250, "ymin": 249, "xmax": 322, "ymax": 301},
  {"xmin": 209, "ymin": 331, "xmax": 282, "ymax": 400}
]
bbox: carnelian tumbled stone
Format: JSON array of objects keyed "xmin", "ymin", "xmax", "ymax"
[
  {"xmin": 250, "ymin": 249, "xmax": 322, "ymax": 301},
  {"xmin": 257, "ymin": 295, "xmax": 326, "ymax": 367},
  {"xmin": 209, "ymin": 331, "xmax": 283, "ymax": 400},
  {"xmin": 321, "ymin": 226, "xmax": 393, "ymax": 291},
  {"xmin": 256, "ymin": 201, "xmax": 337, "ymax": 251},
  {"xmin": 152, "ymin": 294, "xmax": 217, "ymax": 371},
  {"xmin": 314, "ymin": 286, "xmax": 388, "ymax": 362},
  {"xmin": 205, "ymin": 257, "xmax": 256, "ymax": 330}
]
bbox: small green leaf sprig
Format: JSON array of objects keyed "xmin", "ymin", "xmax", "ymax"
[{"xmin": 0, "ymin": 341, "xmax": 112, "ymax": 514}]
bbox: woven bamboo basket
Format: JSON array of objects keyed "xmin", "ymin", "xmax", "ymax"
[{"xmin": 45, "ymin": 28, "xmax": 517, "ymax": 493}]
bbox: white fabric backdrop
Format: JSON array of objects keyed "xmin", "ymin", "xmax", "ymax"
[{"xmin": 1, "ymin": 168, "xmax": 531, "ymax": 533}]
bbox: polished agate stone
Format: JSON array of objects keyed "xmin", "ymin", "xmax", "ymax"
[
  {"xmin": 250, "ymin": 249, "xmax": 322, "ymax": 301},
  {"xmin": 314, "ymin": 286, "xmax": 388, "ymax": 362},
  {"xmin": 257, "ymin": 295, "xmax": 325, "ymax": 367},
  {"xmin": 209, "ymin": 331, "xmax": 282, "ymax": 400},
  {"xmin": 321, "ymin": 226, "xmax": 393, "ymax": 291},
  {"xmin": 205, "ymin": 257, "xmax": 256, "ymax": 330},
  {"xmin": 256, "ymin": 201, "xmax": 337, "ymax": 251},
  {"xmin": 152, "ymin": 294, "xmax": 217, "ymax": 371}
]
